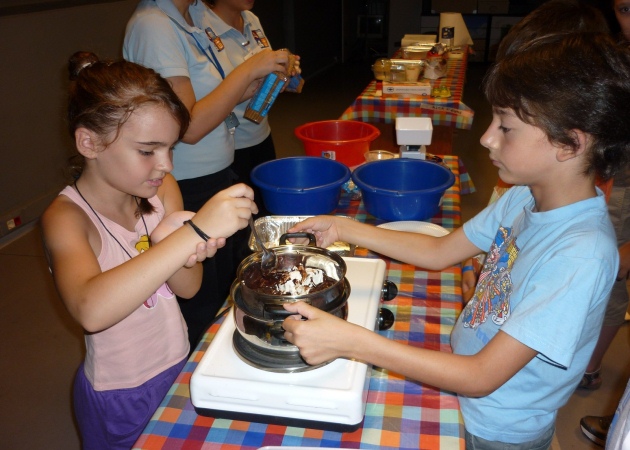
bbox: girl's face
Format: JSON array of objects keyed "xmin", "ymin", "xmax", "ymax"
[
  {"xmin": 93, "ymin": 105, "xmax": 179, "ymax": 198},
  {"xmin": 615, "ymin": 0, "xmax": 630, "ymax": 41},
  {"xmin": 480, "ymin": 107, "xmax": 560, "ymax": 187}
]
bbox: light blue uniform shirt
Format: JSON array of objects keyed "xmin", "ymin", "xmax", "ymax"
[
  {"xmin": 453, "ymin": 185, "xmax": 617, "ymax": 443},
  {"xmin": 123, "ymin": 0, "xmax": 235, "ymax": 181},
  {"xmin": 203, "ymin": 9, "xmax": 272, "ymax": 149}
]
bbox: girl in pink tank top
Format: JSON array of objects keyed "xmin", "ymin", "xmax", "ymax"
[{"xmin": 40, "ymin": 51, "xmax": 257, "ymax": 450}]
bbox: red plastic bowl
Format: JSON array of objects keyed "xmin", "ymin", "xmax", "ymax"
[{"xmin": 295, "ymin": 120, "xmax": 380, "ymax": 168}]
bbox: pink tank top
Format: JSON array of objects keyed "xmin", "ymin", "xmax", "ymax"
[{"xmin": 60, "ymin": 186, "xmax": 189, "ymax": 391}]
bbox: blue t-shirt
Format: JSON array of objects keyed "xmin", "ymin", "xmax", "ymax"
[
  {"xmin": 123, "ymin": 0, "xmax": 235, "ymax": 181},
  {"xmin": 204, "ymin": 9, "xmax": 272, "ymax": 149},
  {"xmin": 453, "ymin": 185, "xmax": 617, "ymax": 443}
]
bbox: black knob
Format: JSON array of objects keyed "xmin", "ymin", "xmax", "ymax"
[
  {"xmin": 378, "ymin": 307, "xmax": 395, "ymax": 330},
  {"xmin": 381, "ymin": 280, "xmax": 398, "ymax": 301}
]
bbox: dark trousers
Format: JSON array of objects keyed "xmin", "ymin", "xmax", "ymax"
[
  {"xmin": 231, "ymin": 134, "xmax": 277, "ymax": 217},
  {"xmin": 177, "ymin": 168, "xmax": 252, "ymax": 352}
]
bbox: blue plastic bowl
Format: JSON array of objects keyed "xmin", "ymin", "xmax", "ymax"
[
  {"xmin": 352, "ymin": 159, "xmax": 455, "ymax": 221},
  {"xmin": 251, "ymin": 157, "xmax": 351, "ymax": 215}
]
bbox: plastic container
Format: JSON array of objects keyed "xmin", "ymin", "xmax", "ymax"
[
  {"xmin": 371, "ymin": 58, "xmax": 391, "ymax": 81},
  {"xmin": 294, "ymin": 120, "xmax": 381, "ymax": 168},
  {"xmin": 351, "ymin": 159, "xmax": 455, "ymax": 221},
  {"xmin": 364, "ymin": 150, "xmax": 397, "ymax": 162},
  {"xmin": 388, "ymin": 64, "xmax": 406, "ymax": 82},
  {"xmin": 250, "ymin": 157, "xmax": 351, "ymax": 215}
]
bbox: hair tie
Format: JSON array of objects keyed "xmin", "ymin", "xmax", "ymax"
[{"xmin": 78, "ymin": 61, "xmax": 94, "ymax": 72}]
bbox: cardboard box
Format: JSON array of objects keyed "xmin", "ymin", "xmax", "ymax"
[
  {"xmin": 431, "ymin": 0, "xmax": 477, "ymax": 13},
  {"xmin": 478, "ymin": 0, "xmax": 509, "ymax": 14},
  {"xmin": 382, "ymin": 81, "xmax": 432, "ymax": 97}
]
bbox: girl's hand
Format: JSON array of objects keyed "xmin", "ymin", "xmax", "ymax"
[
  {"xmin": 194, "ymin": 183, "xmax": 257, "ymax": 239},
  {"xmin": 151, "ymin": 210, "xmax": 195, "ymax": 245},
  {"xmin": 282, "ymin": 301, "xmax": 354, "ymax": 366},
  {"xmin": 288, "ymin": 216, "xmax": 341, "ymax": 248},
  {"xmin": 151, "ymin": 211, "xmax": 226, "ymax": 267},
  {"xmin": 184, "ymin": 237, "xmax": 227, "ymax": 268}
]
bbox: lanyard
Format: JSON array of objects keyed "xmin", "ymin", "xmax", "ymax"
[
  {"xmin": 196, "ymin": 34, "xmax": 226, "ymax": 79},
  {"xmin": 186, "ymin": 24, "xmax": 227, "ymax": 79},
  {"xmin": 163, "ymin": 14, "xmax": 226, "ymax": 79},
  {"xmin": 161, "ymin": 8, "xmax": 239, "ymax": 133}
]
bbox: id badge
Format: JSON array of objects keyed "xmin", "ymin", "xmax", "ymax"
[{"xmin": 224, "ymin": 112, "xmax": 240, "ymax": 134}]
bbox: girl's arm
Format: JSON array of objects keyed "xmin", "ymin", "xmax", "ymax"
[
  {"xmin": 41, "ymin": 183, "xmax": 254, "ymax": 333},
  {"xmin": 153, "ymin": 174, "xmax": 204, "ymax": 299},
  {"xmin": 283, "ymin": 302, "xmax": 537, "ymax": 397},
  {"xmin": 170, "ymin": 49, "xmax": 289, "ymax": 144},
  {"xmin": 290, "ymin": 216, "xmax": 482, "ymax": 270},
  {"xmin": 41, "ymin": 199, "xmax": 208, "ymax": 332}
]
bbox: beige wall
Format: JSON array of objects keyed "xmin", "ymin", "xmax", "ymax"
[
  {"xmin": 388, "ymin": 0, "xmax": 424, "ymax": 55},
  {"xmin": 0, "ymin": 0, "xmax": 138, "ymax": 239},
  {"xmin": 0, "ymin": 0, "xmax": 344, "ymax": 241}
]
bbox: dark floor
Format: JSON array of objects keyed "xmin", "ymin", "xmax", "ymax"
[{"xmin": 1, "ymin": 60, "xmax": 628, "ymax": 449}]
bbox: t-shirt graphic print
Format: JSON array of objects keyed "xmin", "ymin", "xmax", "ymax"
[{"xmin": 461, "ymin": 226, "xmax": 519, "ymax": 329}]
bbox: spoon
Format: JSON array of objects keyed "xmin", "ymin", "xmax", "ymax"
[{"xmin": 249, "ymin": 216, "xmax": 277, "ymax": 274}]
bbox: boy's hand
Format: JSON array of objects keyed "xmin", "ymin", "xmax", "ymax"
[
  {"xmin": 282, "ymin": 301, "xmax": 352, "ymax": 366},
  {"xmin": 288, "ymin": 216, "xmax": 340, "ymax": 248}
]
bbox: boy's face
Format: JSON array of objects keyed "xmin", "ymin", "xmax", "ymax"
[
  {"xmin": 614, "ymin": 0, "xmax": 630, "ymax": 41},
  {"xmin": 480, "ymin": 107, "xmax": 561, "ymax": 187}
]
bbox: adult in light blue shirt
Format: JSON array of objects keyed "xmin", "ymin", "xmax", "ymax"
[
  {"xmin": 123, "ymin": 0, "xmax": 290, "ymax": 350},
  {"xmin": 204, "ymin": 0, "xmax": 300, "ymax": 215}
]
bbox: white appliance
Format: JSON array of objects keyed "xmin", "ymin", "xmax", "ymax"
[
  {"xmin": 190, "ymin": 257, "xmax": 389, "ymax": 432},
  {"xmin": 396, "ymin": 116, "xmax": 434, "ymax": 159}
]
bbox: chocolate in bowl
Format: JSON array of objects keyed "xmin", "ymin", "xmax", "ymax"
[
  {"xmin": 235, "ymin": 236, "xmax": 347, "ymax": 317},
  {"xmin": 248, "ymin": 263, "xmax": 338, "ymax": 296}
]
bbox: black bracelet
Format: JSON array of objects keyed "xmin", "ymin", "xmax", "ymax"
[{"xmin": 184, "ymin": 219, "xmax": 211, "ymax": 241}]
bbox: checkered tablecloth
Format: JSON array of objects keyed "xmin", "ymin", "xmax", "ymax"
[
  {"xmin": 134, "ymin": 156, "xmax": 471, "ymax": 450},
  {"xmin": 339, "ymin": 51, "xmax": 474, "ymax": 130}
]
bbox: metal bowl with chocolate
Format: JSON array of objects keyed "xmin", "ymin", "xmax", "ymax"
[
  {"xmin": 231, "ymin": 278, "xmax": 350, "ymax": 350},
  {"xmin": 236, "ymin": 233, "xmax": 348, "ymax": 317}
]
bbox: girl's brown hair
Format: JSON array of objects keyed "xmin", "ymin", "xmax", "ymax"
[{"xmin": 67, "ymin": 51, "xmax": 190, "ymax": 215}]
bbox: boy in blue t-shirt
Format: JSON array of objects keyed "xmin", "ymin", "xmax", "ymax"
[{"xmin": 282, "ymin": 31, "xmax": 630, "ymax": 448}]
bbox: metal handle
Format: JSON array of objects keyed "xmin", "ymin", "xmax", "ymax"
[
  {"xmin": 263, "ymin": 303, "xmax": 303, "ymax": 319},
  {"xmin": 279, "ymin": 232, "xmax": 317, "ymax": 246}
]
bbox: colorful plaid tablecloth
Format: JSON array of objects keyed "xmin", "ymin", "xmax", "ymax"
[
  {"xmin": 339, "ymin": 51, "xmax": 474, "ymax": 130},
  {"xmin": 134, "ymin": 156, "xmax": 471, "ymax": 450}
]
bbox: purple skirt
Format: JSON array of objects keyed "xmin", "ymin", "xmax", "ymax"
[{"xmin": 73, "ymin": 358, "xmax": 186, "ymax": 449}]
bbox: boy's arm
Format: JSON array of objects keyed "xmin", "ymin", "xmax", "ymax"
[
  {"xmin": 283, "ymin": 302, "xmax": 537, "ymax": 397},
  {"xmin": 357, "ymin": 328, "xmax": 537, "ymax": 397},
  {"xmin": 298, "ymin": 216, "xmax": 483, "ymax": 270}
]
